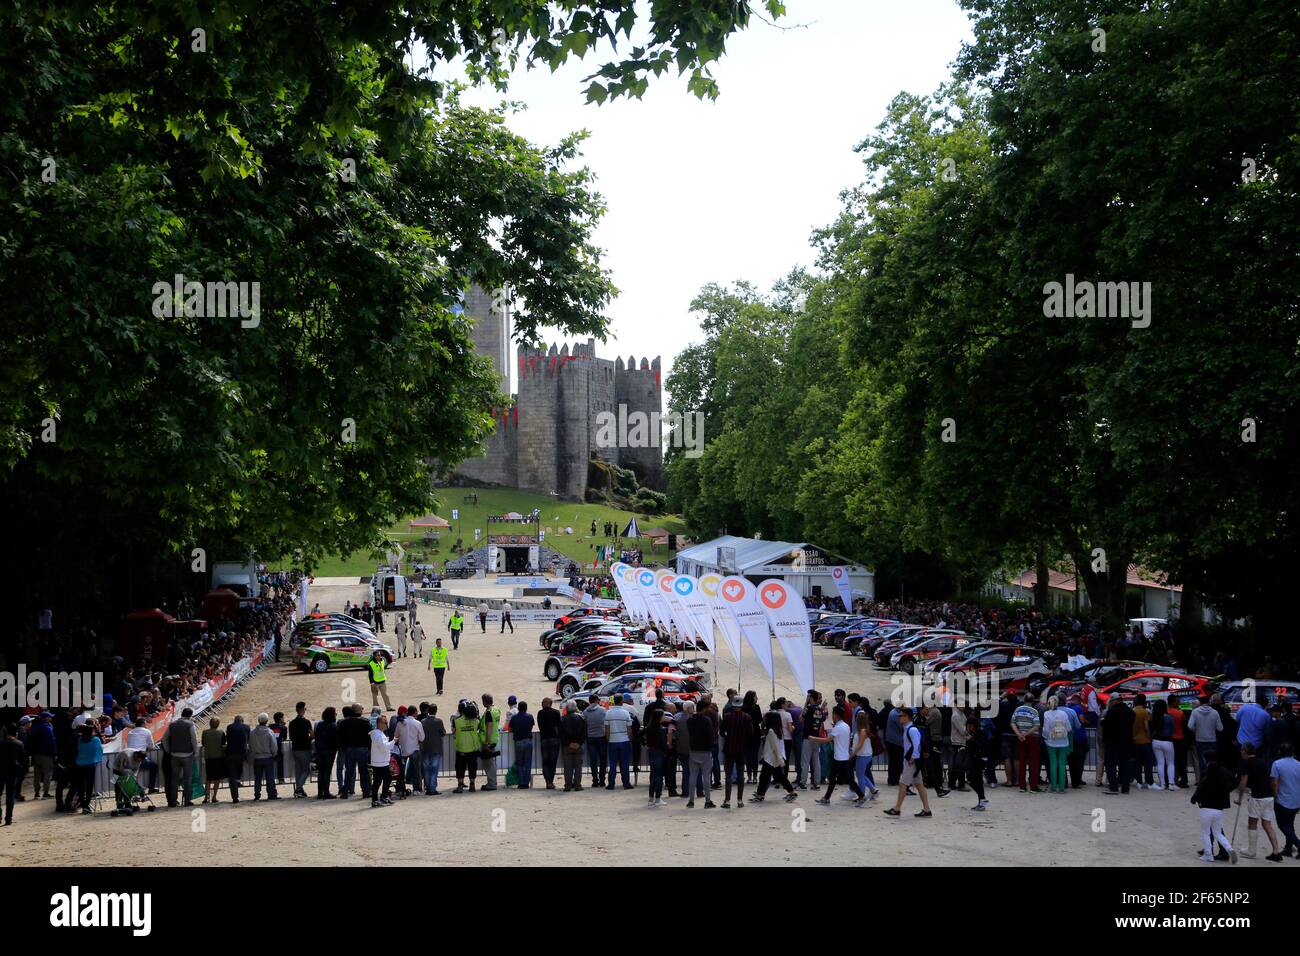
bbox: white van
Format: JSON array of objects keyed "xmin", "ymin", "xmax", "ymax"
[
  {"xmin": 373, "ymin": 569, "xmax": 408, "ymax": 610},
  {"xmin": 212, "ymin": 559, "xmax": 258, "ymax": 597}
]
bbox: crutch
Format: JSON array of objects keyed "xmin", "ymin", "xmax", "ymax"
[{"xmin": 1228, "ymin": 799, "xmax": 1243, "ymax": 864}]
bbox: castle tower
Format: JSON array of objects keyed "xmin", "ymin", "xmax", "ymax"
[
  {"xmin": 615, "ymin": 354, "xmax": 664, "ymax": 489},
  {"xmin": 462, "ymin": 284, "xmax": 510, "ymax": 389}
]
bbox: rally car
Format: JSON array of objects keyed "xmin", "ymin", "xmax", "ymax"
[
  {"xmin": 572, "ymin": 657, "xmax": 710, "ymax": 697},
  {"xmin": 1081, "ymin": 670, "xmax": 1215, "ymax": 712},
  {"xmin": 544, "ymin": 637, "xmax": 649, "ymax": 681},
  {"xmin": 564, "ymin": 672, "xmax": 704, "ymax": 721},
  {"xmin": 554, "ymin": 646, "xmax": 659, "ymax": 696},
  {"xmin": 921, "ymin": 640, "xmax": 1006, "ymax": 674},
  {"xmin": 1219, "ymin": 680, "xmax": 1300, "ymax": 714},
  {"xmin": 1030, "ymin": 659, "xmax": 1172, "ymax": 698},
  {"xmin": 291, "ymin": 617, "xmax": 377, "ymax": 647},
  {"xmin": 873, "ymin": 628, "xmax": 966, "ymax": 668},
  {"xmin": 851, "ymin": 623, "xmax": 924, "ymax": 657},
  {"xmin": 840, "ymin": 620, "xmax": 901, "ymax": 655},
  {"xmin": 891, "ymin": 634, "xmax": 975, "ymax": 675},
  {"xmin": 939, "ymin": 646, "xmax": 1050, "ymax": 693},
  {"xmin": 293, "ymin": 631, "xmax": 395, "ymax": 673},
  {"xmin": 540, "ymin": 617, "xmax": 626, "ymax": 649}
]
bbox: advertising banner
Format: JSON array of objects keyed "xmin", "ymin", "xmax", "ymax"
[
  {"xmin": 830, "ymin": 565, "xmax": 853, "ymax": 612},
  {"xmin": 717, "ymin": 575, "xmax": 775, "ymax": 680},
  {"xmin": 698, "ymin": 572, "xmax": 744, "ymax": 663},
  {"xmin": 756, "ymin": 578, "xmax": 815, "ymax": 694}
]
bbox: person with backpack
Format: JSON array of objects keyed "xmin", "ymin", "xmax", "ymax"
[
  {"xmin": 752, "ymin": 710, "xmax": 798, "ymax": 804},
  {"xmin": 1041, "ymin": 697, "xmax": 1074, "ymax": 794},
  {"xmin": 884, "ymin": 707, "xmax": 932, "ymax": 818}
]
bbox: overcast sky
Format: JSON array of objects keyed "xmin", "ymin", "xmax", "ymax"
[{"xmin": 445, "ymin": 0, "xmax": 973, "ymax": 393}]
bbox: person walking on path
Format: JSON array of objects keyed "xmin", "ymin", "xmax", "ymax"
[
  {"xmin": 500, "ymin": 601, "xmax": 514, "ymax": 634},
  {"xmin": 1190, "ymin": 749, "xmax": 1237, "ymax": 863},
  {"xmin": 428, "ymin": 639, "xmax": 449, "ymax": 694},
  {"xmin": 813, "ymin": 705, "xmax": 866, "ymax": 807},
  {"xmin": 885, "ymin": 708, "xmax": 932, "ymax": 818},
  {"xmin": 369, "ymin": 715, "xmax": 394, "ymax": 807},
  {"xmin": 394, "ymin": 616, "xmax": 408, "ymax": 658},
  {"xmin": 752, "ymin": 711, "xmax": 798, "ymax": 803},
  {"xmin": 477, "ymin": 601, "xmax": 489, "ymax": 633},
  {"xmin": 850, "ymin": 710, "xmax": 879, "ymax": 800},
  {"xmin": 1235, "ymin": 743, "xmax": 1282, "ymax": 861},
  {"xmin": 410, "ymin": 620, "xmax": 426, "ymax": 658},
  {"xmin": 448, "ymin": 609, "xmax": 465, "ymax": 650},
  {"xmin": 560, "ymin": 702, "xmax": 586, "ymax": 791},
  {"xmin": 1041, "ymin": 697, "xmax": 1074, "ymax": 793},
  {"xmin": 367, "ymin": 650, "xmax": 393, "ymax": 711}
]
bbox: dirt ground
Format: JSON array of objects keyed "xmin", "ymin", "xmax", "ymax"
[{"xmin": 0, "ymin": 583, "xmax": 1260, "ymax": 866}]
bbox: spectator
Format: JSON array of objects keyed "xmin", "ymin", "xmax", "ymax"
[
  {"xmin": 249, "ymin": 713, "xmax": 280, "ymax": 801},
  {"xmin": 289, "ymin": 701, "xmax": 313, "ymax": 798},
  {"xmin": 224, "ymin": 715, "xmax": 250, "ymax": 803},
  {"xmin": 314, "ymin": 707, "xmax": 339, "ymax": 800},
  {"xmin": 338, "ymin": 704, "xmax": 372, "ymax": 800},
  {"xmin": 1236, "ymin": 742, "xmax": 1282, "ymax": 861},
  {"xmin": 1188, "ymin": 695, "xmax": 1223, "ymax": 782},
  {"xmin": 584, "ymin": 696, "xmax": 608, "ymax": 788},
  {"xmin": 452, "ymin": 700, "xmax": 482, "ymax": 793},
  {"xmin": 480, "ymin": 694, "xmax": 502, "ymax": 791},
  {"xmin": 1102, "ymin": 698, "xmax": 1135, "ymax": 795},
  {"xmin": 420, "ymin": 704, "xmax": 446, "ymax": 796},
  {"xmin": 1190, "ymin": 749, "xmax": 1236, "ymax": 863},
  {"xmin": 201, "ymin": 717, "xmax": 226, "ymax": 804},
  {"xmin": 1130, "ymin": 694, "xmax": 1155, "ymax": 789},
  {"xmin": 813, "ymin": 704, "xmax": 866, "ymax": 807},
  {"xmin": 1012, "ymin": 695, "xmax": 1042, "ymax": 793},
  {"xmin": 685, "ymin": 700, "xmax": 716, "ymax": 809},
  {"xmin": 509, "ymin": 701, "xmax": 535, "ymax": 788},
  {"xmin": 1150, "ymin": 700, "xmax": 1177, "ymax": 790},
  {"xmin": 370, "ymin": 714, "xmax": 394, "ymax": 807},
  {"xmin": 605, "ymin": 695, "xmax": 633, "ymax": 791},
  {"xmin": 720, "ymin": 694, "xmax": 754, "ymax": 808},
  {"xmin": 536, "ymin": 697, "xmax": 562, "ymax": 790},
  {"xmin": 752, "ymin": 710, "xmax": 797, "ymax": 804},
  {"xmin": 74, "ymin": 724, "xmax": 102, "ymax": 815},
  {"xmin": 885, "ymin": 708, "xmax": 932, "ymax": 818},
  {"xmin": 1, "ymin": 725, "xmax": 25, "ymax": 825},
  {"xmin": 28, "ymin": 712, "xmax": 56, "ymax": 800},
  {"xmin": 164, "ymin": 707, "xmax": 198, "ymax": 808},
  {"xmin": 1271, "ymin": 742, "xmax": 1300, "ymax": 858},
  {"xmin": 1041, "ymin": 697, "xmax": 1074, "ymax": 794},
  {"xmin": 559, "ymin": 702, "xmax": 587, "ymax": 791}
]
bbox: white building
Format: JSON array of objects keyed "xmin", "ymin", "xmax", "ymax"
[{"xmin": 675, "ymin": 535, "xmax": 875, "ymax": 603}]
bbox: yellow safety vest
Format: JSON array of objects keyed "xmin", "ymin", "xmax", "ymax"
[
  {"xmin": 367, "ymin": 657, "xmax": 387, "ymax": 683},
  {"xmin": 453, "ymin": 716, "xmax": 481, "ymax": 753},
  {"xmin": 449, "ymin": 613, "xmax": 463, "ymax": 631},
  {"xmin": 429, "ymin": 647, "xmax": 449, "ymax": 669}
]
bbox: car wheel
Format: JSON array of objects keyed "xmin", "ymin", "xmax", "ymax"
[
  {"xmin": 901, "ymin": 658, "xmax": 915, "ymax": 675},
  {"xmin": 382, "ymin": 653, "xmax": 393, "ymax": 665},
  {"xmin": 559, "ymin": 680, "xmax": 576, "ymax": 699},
  {"xmin": 545, "ymin": 661, "xmax": 561, "ymax": 681},
  {"xmin": 311, "ymin": 655, "xmax": 330, "ymax": 674}
]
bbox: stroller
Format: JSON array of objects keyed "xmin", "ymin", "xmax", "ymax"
[{"xmin": 109, "ymin": 766, "xmax": 158, "ymax": 817}]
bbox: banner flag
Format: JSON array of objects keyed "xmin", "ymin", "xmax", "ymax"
[
  {"xmin": 699, "ymin": 572, "xmax": 744, "ymax": 664},
  {"xmin": 756, "ymin": 578, "xmax": 815, "ymax": 694},
  {"xmin": 830, "ymin": 566, "xmax": 853, "ymax": 612},
  {"xmin": 655, "ymin": 569, "xmax": 709, "ymax": 648},
  {"xmin": 612, "ymin": 563, "xmax": 648, "ymax": 622},
  {"xmin": 670, "ymin": 573, "xmax": 717, "ymax": 653},
  {"xmin": 636, "ymin": 566, "xmax": 673, "ymax": 632},
  {"xmin": 717, "ymin": 575, "xmax": 775, "ymax": 679}
]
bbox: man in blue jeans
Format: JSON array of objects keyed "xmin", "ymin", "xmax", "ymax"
[
  {"xmin": 509, "ymin": 702, "xmax": 535, "ymax": 789},
  {"xmin": 420, "ymin": 705, "xmax": 445, "ymax": 795},
  {"xmin": 584, "ymin": 697, "xmax": 608, "ymax": 787},
  {"xmin": 605, "ymin": 695, "xmax": 634, "ymax": 790},
  {"xmin": 338, "ymin": 704, "xmax": 372, "ymax": 799}
]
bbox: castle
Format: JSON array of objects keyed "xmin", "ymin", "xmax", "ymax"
[{"xmin": 452, "ymin": 285, "xmax": 663, "ymax": 500}]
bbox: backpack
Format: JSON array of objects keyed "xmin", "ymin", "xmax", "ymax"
[{"xmin": 1047, "ymin": 712, "xmax": 1069, "ymax": 743}]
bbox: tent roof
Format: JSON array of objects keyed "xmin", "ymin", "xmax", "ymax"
[
  {"xmin": 676, "ymin": 534, "xmax": 871, "ymax": 574},
  {"xmin": 409, "ymin": 514, "xmax": 451, "ymax": 529}
]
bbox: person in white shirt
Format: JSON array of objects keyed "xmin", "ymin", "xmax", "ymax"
[
  {"xmin": 369, "ymin": 715, "xmax": 393, "ymax": 807},
  {"xmin": 500, "ymin": 601, "xmax": 514, "ymax": 634},
  {"xmin": 477, "ymin": 602, "xmax": 489, "ymax": 633},
  {"xmin": 645, "ymin": 626, "xmax": 659, "ymax": 645},
  {"xmin": 605, "ymin": 696, "xmax": 634, "ymax": 790},
  {"xmin": 812, "ymin": 705, "xmax": 866, "ymax": 806},
  {"xmin": 394, "ymin": 708, "xmax": 425, "ymax": 792},
  {"xmin": 410, "ymin": 621, "xmax": 425, "ymax": 658},
  {"xmin": 126, "ymin": 717, "xmax": 159, "ymax": 792},
  {"xmin": 394, "ymin": 616, "xmax": 408, "ymax": 658}
]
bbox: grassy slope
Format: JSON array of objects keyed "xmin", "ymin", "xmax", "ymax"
[{"xmin": 286, "ymin": 486, "xmax": 687, "ymax": 577}]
